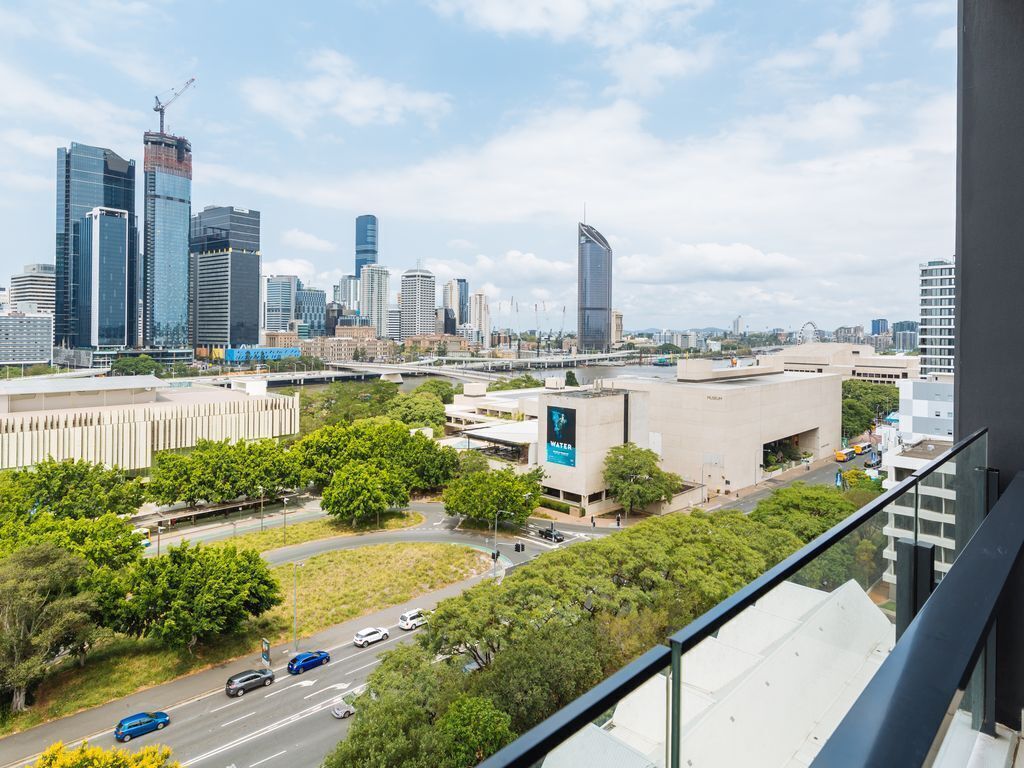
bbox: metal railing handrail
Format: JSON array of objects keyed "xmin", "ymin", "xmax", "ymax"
[
  {"xmin": 479, "ymin": 429, "xmax": 988, "ymax": 767},
  {"xmin": 814, "ymin": 467, "xmax": 1024, "ymax": 766}
]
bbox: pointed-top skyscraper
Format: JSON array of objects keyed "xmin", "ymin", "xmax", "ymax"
[{"xmin": 577, "ymin": 222, "xmax": 612, "ymax": 352}]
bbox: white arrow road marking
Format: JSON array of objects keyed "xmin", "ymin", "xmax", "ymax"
[
  {"xmin": 263, "ymin": 679, "xmax": 316, "ymax": 698},
  {"xmin": 303, "ymin": 682, "xmax": 350, "ymax": 699},
  {"xmin": 516, "ymin": 535, "xmax": 557, "ymax": 549}
]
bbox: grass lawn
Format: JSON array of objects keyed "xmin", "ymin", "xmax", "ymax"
[
  {"xmin": 1, "ymin": 542, "xmax": 487, "ymax": 736},
  {"xmin": 210, "ymin": 510, "xmax": 424, "ymax": 553}
]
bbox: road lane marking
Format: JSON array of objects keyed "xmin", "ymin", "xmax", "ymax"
[
  {"xmin": 348, "ymin": 658, "xmax": 383, "ymax": 675},
  {"xmin": 249, "ymin": 751, "xmax": 287, "ymax": 767},
  {"xmin": 515, "ymin": 535, "xmax": 557, "ymax": 549},
  {"xmin": 303, "ymin": 682, "xmax": 350, "ymax": 699},
  {"xmin": 263, "ymin": 679, "xmax": 316, "ymax": 698},
  {"xmin": 210, "ymin": 699, "xmax": 240, "ymax": 713},
  {"xmin": 221, "ymin": 711, "xmax": 255, "ymax": 727}
]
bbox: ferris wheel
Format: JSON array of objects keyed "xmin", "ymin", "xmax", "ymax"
[{"xmin": 798, "ymin": 321, "xmax": 819, "ymax": 344}]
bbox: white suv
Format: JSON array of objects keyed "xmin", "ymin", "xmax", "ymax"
[
  {"xmin": 399, "ymin": 609, "xmax": 426, "ymax": 630},
  {"xmin": 353, "ymin": 627, "xmax": 389, "ymax": 648}
]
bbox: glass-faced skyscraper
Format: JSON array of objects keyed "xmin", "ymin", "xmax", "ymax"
[
  {"xmin": 355, "ymin": 214, "xmax": 378, "ymax": 278},
  {"xmin": 77, "ymin": 208, "xmax": 129, "ymax": 348},
  {"xmin": 189, "ymin": 206, "xmax": 261, "ymax": 350},
  {"xmin": 144, "ymin": 131, "xmax": 192, "ymax": 349},
  {"xmin": 577, "ymin": 223, "xmax": 613, "ymax": 352},
  {"xmin": 55, "ymin": 143, "xmax": 137, "ymax": 348}
]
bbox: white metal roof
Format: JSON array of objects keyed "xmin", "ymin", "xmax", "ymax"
[{"xmin": 0, "ymin": 375, "xmax": 168, "ymax": 396}]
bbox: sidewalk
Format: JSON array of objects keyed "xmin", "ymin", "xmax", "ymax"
[{"xmin": 0, "ymin": 570, "xmax": 490, "ymax": 768}]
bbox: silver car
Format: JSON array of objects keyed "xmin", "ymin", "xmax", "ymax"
[{"xmin": 331, "ymin": 698, "xmax": 357, "ymax": 719}]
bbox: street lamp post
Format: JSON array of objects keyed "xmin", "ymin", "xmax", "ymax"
[
  {"xmin": 293, "ymin": 562, "xmax": 304, "ymax": 652},
  {"xmin": 259, "ymin": 485, "xmax": 264, "ymax": 532},
  {"xmin": 493, "ymin": 508, "xmax": 503, "ymax": 579},
  {"xmin": 283, "ymin": 497, "xmax": 288, "ymax": 545}
]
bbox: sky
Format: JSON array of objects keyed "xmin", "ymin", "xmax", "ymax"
[{"xmin": 0, "ymin": 0, "xmax": 956, "ymax": 333}]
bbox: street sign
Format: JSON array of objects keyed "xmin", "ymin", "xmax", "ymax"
[{"xmin": 261, "ymin": 638, "xmax": 271, "ymax": 666}]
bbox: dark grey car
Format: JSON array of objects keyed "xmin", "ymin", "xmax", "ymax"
[{"xmin": 225, "ymin": 668, "xmax": 274, "ymax": 697}]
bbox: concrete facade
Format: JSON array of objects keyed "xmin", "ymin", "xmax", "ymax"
[
  {"xmin": 0, "ymin": 376, "xmax": 298, "ymax": 470},
  {"xmin": 774, "ymin": 343, "xmax": 920, "ymax": 383}
]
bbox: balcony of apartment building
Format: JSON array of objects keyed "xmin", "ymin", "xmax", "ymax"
[{"xmin": 480, "ymin": 4, "xmax": 1024, "ymax": 767}]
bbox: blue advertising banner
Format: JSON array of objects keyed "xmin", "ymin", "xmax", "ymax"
[{"xmin": 546, "ymin": 406, "xmax": 577, "ymax": 466}]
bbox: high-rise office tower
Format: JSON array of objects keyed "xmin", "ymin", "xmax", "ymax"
[
  {"xmin": 10, "ymin": 264, "xmax": 56, "ymax": 316},
  {"xmin": 871, "ymin": 318, "xmax": 889, "ymax": 336},
  {"xmin": 611, "ymin": 309, "xmax": 623, "ymax": 345},
  {"xmin": 436, "ymin": 307, "xmax": 456, "ymax": 336},
  {"xmin": 189, "ymin": 206, "xmax": 261, "ymax": 351},
  {"xmin": 577, "ymin": 223, "xmax": 612, "ymax": 352},
  {"xmin": 470, "ymin": 291, "xmax": 491, "ymax": 349},
  {"xmin": 56, "ymin": 143, "xmax": 137, "ymax": 348},
  {"xmin": 359, "ymin": 264, "xmax": 390, "ymax": 337},
  {"xmin": 920, "ymin": 258, "xmax": 956, "ymax": 376},
  {"xmin": 333, "ymin": 275, "xmax": 359, "ymax": 312},
  {"xmin": 442, "ymin": 280, "xmax": 458, "ymax": 321},
  {"xmin": 296, "ymin": 282, "xmax": 327, "ymax": 337},
  {"xmin": 355, "ymin": 214, "xmax": 378, "ymax": 278},
  {"xmin": 442, "ymin": 278, "xmax": 470, "ymax": 326},
  {"xmin": 400, "ymin": 268, "xmax": 436, "ymax": 341},
  {"xmin": 143, "ymin": 131, "xmax": 192, "ymax": 349},
  {"xmin": 731, "ymin": 315, "xmax": 746, "ymax": 336},
  {"xmin": 77, "ymin": 207, "xmax": 130, "ymax": 348},
  {"xmin": 265, "ymin": 275, "xmax": 298, "ymax": 332}
]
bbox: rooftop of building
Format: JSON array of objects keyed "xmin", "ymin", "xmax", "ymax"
[
  {"xmin": 901, "ymin": 439, "xmax": 954, "ymax": 460},
  {"xmin": 0, "ymin": 375, "xmax": 168, "ymax": 397}
]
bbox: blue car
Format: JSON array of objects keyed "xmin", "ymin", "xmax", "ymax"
[
  {"xmin": 287, "ymin": 650, "xmax": 330, "ymax": 674},
  {"xmin": 114, "ymin": 711, "xmax": 170, "ymax": 742}
]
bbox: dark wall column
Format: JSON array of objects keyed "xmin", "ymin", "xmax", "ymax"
[{"xmin": 955, "ymin": 0, "xmax": 1024, "ymax": 728}]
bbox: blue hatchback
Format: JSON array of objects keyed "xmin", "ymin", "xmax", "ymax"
[
  {"xmin": 114, "ymin": 711, "xmax": 170, "ymax": 742},
  {"xmin": 287, "ymin": 650, "xmax": 330, "ymax": 674}
]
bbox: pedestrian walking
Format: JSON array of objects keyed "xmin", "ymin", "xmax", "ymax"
[
  {"xmin": 591, "ymin": 515, "xmax": 596, "ymax": 528},
  {"xmin": 616, "ymin": 513, "xmax": 621, "ymax": 528}
]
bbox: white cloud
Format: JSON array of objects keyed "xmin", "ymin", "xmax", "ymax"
[
  {"xmin": 605, "ymin": 40, "xmax": 716, "ymax": 97},
  {"xmin": 281, "ymin": 228, "xmax": 336, "ymax": 253},
  {"xmin": 446, "ymin": 238, "xmax": 477, "ymax": 250},
  {"xmin": 813, "ymin": 0, "xmax": 894, "ymax": 73},
  {"xmin": 785, "ymin": 95, "xmax": 878, "ymax": 141},
  {"xmin": 429, "ymin": 0, "xmax": 712, "ymax": 47},
  {"xmin": 912, "ymin": 1, "xmax": 952, "ymax": 17},
  {"xmin": 241, "ymin": 50, "xmax": 452, "ymax": 136},
  {"xmin": 618, "ymin": 243, "xmax": 802, "ymax": 283}
]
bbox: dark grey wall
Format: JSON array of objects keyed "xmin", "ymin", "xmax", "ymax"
[{"xmin": 955, "ymin": 0, "xmax": 1024, "ymax": 729}]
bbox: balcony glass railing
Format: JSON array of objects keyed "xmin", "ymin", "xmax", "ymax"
[{"xmin": 481, "ymin": 430, "xmax": 990, "ymax": 768}]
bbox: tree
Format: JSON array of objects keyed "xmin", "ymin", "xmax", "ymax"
[
  {"xmin": 415, "ymin": 379, "xmax": 456, "ymax": 404},
  {"xmin": 15, "ymin": 459, "xmax": 144, "ymax": 519},
  {"xmin": 430, "ymin": 696, "xmax": 516, "ymax": 768},
  {"xmin": 0, "ymin": 543, "xmax": 95, "ymax": 711},
  {"xmin": 455, "ymin": 450, "xmax": 491, "ymax": 477},
  {"xmin": 28, "ymin": 743, "xmax": 179, "ymax": 768},
  {"xmin": 110, "ymin": 355, "xmax": 160, "ymax": 376},
  {"xmin": 147, "ymin": 452, "xmax": 195, "ymax": 506},
  {"xmin": 385, "ymin": 392, "xmax": 446, "ymax": 431},
  {"xmin": 441, "ymin": 467, "xmax": 543, "ymax": 526},
  {"xmin": 564, "ymin": 370, "xmax": 579, "ymax": 387},
  {"xmin": 487, "ymin": 374, "xmax": 544, "ymax": 392},
  {"xmin": 842, "ymin": 398, "xmax": 874, "ymax": 436},
  {"xmin": 603, "ymin": 443, "xmax": 683, "ymax": 516},
  {"xmin": 114, "ymin": 543, "xmax": 281, "ymax": 653},
  {"xmin": 842, "ymin": 379, "xmax": 899, "ymax": 417},
  {"xmin": 321, "ymin": 462, "xmax": 409, "ymax": 526},
  {"xmin": 400, "ymin": 434, "xmax": 459, "ymax": 490},
  {"xmin": 749, "ymin": 482, "xmax": 857, "ymax": 542}
]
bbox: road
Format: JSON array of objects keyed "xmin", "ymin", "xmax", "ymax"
[
  {"xmin": 710, "ymin": 455, "xmax": 870, "ymax": 514},
  {"xmin": 0, "ymin": 506, "xmax": 593, "ymax": 768}
]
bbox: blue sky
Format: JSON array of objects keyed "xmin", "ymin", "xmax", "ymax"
[{"xmin": 0, "ymin": 0, "xmax": 955, "ymax": 332}]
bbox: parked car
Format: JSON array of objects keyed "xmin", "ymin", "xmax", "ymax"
[
  {"xmin": 538, "ymin": 527, "xmax": 565, "ymax": 543},
  {"xmin": 331, "ymin": 697, "xmax": 357, "ymax": 719},
  {"xmin": 399, "ymin": 609, "xmax": 426, "ymax": 630},
  {"xmin": 287, "ymin": 650, "xmax": 330, "ymax": 674},
  {"xmin": 225, "ymin": 668, "xmax": 274, "ymax": 696},
  {"xmin": 353, "ymin": 627, "xmax": 389, "ymax": 647},
  {"xmin": 864, "ymin": 456, "xmax": 882, "ymax": 469},
  {"xmin": 114, "ymin": 711, "xmax": 170, "ymax": 742}
]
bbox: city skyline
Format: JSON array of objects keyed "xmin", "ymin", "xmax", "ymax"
[{"xmin": 0, "ymin": 1, "xmax": 955, "ymax": 329}]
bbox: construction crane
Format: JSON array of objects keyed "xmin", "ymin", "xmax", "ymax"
[{"xmin": 153, "ymin": 77, "xmax": 196, "ymax": 133}]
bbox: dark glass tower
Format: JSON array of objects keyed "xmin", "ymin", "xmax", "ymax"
[
  {"xmin": 77, "ymin": 207, "xmax": 129, "ymax": 348},
  {"xmin": 144, "ymin": 131, "xmax": 192, "ymax": 349},
  {"xmin": 456, "ymin": 278, "xmax": 469, "ymax": 328},
  {"xmin": 577, "ymin": 223, "xmax": 613, "ymax": 352},
  {"xmin": 55, "ymin": 143, "xmax": 137, "ymax": 348},
  {"xmin": 189, "ymin": 206, "xmax": 261, "ymax": 350},
  {"xmin": 295, "ymin": 282, "xmax": 327, "ymax": 337},
  {"xmin": 355, "ymin": 214, "xmax": 378, "ymax": 278}
]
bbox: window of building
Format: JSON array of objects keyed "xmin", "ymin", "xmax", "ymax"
[
  {"xmin": 587, "ymin": 491, "xmax": 604, "ymax": 503},
  {"xmin": 563, "ymin": 491, "xmax": 582, "ymax": 503}
]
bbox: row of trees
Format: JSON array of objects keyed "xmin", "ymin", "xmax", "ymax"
[{"xmin": 291, "ymin": 378, "xmax": 457, "ymax": 435}]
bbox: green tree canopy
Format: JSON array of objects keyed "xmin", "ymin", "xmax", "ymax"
[
  {"xmin": 487, "ymin": 374, "xmax": 544, "ymax": 392},
  {"xmin": 0, "ymin": 543, "xmax": 95, "ymax": 711},
  {"xmin": 842, "ymin": 398, "xmax": 874, "ymax": 436},
  {"xmin": 113, "ymin": 542, "xmax": 281, "ymax": 653},
  {"xmin": 603, "ymin": 443, "xmax": 684, "ymax": 515},
  {"xmin": 110, "ymin": 355, "xmax": 160, "ymax": 376},
  {"xmin": 415, "ymin": 379, "xmax": 456, "ymax": 404},
  {"xmin": 385, "ymin": 391, "xmax": 446, "ymax": 431},
  {"xmin": 564, "ymin": 370, "xmax": 579, "ymax": 387},
  {"xmin": 455, "ymin": 450, "xmax": 491, "ymax": 477},
  {"xmin": 429, "ymin": 696, "xmax": 516, "ymax": 768},
  {"xmin": 14, "ymin": 459, "xmax": 144, "ymax": 520},
  {"xmin": 441, "ymin": 467, "xmax": 543, "ymax": 526},
  {"xmin": 749, "ymin": 482, "xmax": 858, "ymax": 542},
  {"xmin": 321, "ymin": 462, "xmax": 409, "ymax": 526}
]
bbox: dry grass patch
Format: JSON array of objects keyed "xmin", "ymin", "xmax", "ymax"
[{"xmin": 211, "ymin": 511, "xmax": 423, "ymax": 554}]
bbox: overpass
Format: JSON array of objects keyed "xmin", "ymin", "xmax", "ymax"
[{"xmin": 329, "ymin": 362, "xmax": 500, "ymax": 383}]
